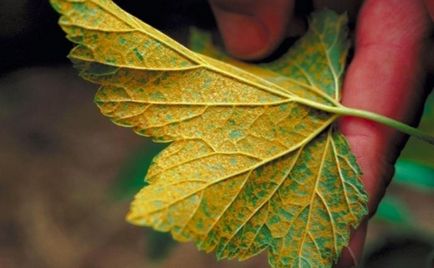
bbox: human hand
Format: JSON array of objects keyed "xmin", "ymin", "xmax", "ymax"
[{"xmin": 209, "ymin": 0, "xmax": 433, "ymax": 266}]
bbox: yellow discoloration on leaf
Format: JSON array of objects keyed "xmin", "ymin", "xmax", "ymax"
[{"xmin": 51, "ymin": 0, "xmax": 368, "ymax": 267}]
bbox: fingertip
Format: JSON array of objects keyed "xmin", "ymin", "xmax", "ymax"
[
  {"xmin": 210, "ymin": 0, "xmax": 294, "ymax": 60},
  {"xmin": 211, "ymin": 8, "xmax": 271, "ymax": 59}
]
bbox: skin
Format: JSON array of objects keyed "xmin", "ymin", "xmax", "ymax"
[{"xmin": 209, "ymin": 0, "xmax": 433, "ymax": 266}]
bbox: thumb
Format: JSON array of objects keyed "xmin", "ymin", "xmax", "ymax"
[{"xmin": 209, "ymin": 0, "xmax": 294, "ymax": 59}]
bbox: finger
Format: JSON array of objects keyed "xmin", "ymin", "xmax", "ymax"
[
  {"xmin": 341, "ymin": 0, "xmax": 430, "ymax": 212},
  {"xmin": 339, "ymin": 0, "xmax": 431, "ymax": 265},
  {"xmin": 424, "ymin": 1, "xmax": 434, "ymax": 73},
  {"xmin": 209, "ymin": 0, "xmax": 294, "ymax": 59}
]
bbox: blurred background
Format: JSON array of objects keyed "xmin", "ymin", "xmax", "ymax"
[{"xmin": 0, "ymin": 0, "xmax": 433, "ymax": 267}]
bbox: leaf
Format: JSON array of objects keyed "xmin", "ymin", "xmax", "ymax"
[{"xmin": 51, "ymin": 1, "xmax": 368, "ymax": 267}]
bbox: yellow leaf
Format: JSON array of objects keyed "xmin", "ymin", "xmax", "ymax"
[{"xmin": 51, "ymin": 1, "xmax": 368, "ymax": 267}]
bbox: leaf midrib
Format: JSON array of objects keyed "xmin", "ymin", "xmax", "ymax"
[
  {"xmin": 79, "ymin": 0, "xmax": 291, "ymax": 100},
  {"xmin": 69, "ymin": 0, "xmax": 342, "ymax": 108}
]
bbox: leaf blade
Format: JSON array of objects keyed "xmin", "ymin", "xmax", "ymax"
[{"xmin": 51, "ymin": 1, "xmax": 368, "ymax": 267}]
